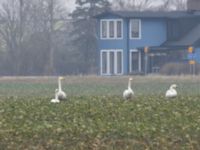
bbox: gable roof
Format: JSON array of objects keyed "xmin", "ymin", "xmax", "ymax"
[
  {"xmin": 163, "ymin": 23, "xmax": 200, "ymax": 47},
  {"xmin": 95, "ymin": 10, "xmax": 200, "ymax": 19}
]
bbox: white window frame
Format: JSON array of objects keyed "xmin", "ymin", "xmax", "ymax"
[
  {"xmin": 129, "ymin": 49, "xmax": 142, "ymax": 73},
  {"xmin": 129, "ymin": 19, "xmax": 141, "ymax": 39},
  {"xmin": 100, "ymin": 49, "xmax": 123, "ymax": 75},
  {"xmin": 100, "ymin": 19, "xmax": 123, "ymax": 40}
]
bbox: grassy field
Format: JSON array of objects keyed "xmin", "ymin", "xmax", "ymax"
[{"xmin": 0, "ymin": 75, "xmax": 200, "ymax": 149}]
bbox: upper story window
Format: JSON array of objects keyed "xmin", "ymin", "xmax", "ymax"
[
  {"xmin": 116, "ymin": 20, "xmax": 122, "ymax": 38},
  {"xmin": 100, "ymin": 19, "xmax": 123, "ymax": 39},
  {"xmin": 130, "ymin": 19, "xmax": 141, "ymax": 39},
  {"xmin": 109, "ymin": 21, "xmax": 115, "ymax": 38},
  {"xmin": 101, "ymin": 21, "xmax": 107, "ymax": 38}
]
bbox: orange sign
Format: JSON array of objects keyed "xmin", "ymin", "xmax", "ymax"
[
  {"xmin": 189, "ymin": 60, "xmax": 196, "ymax": 65},
  {"xmin": 188, "ymin": 46, "xmax": 193, "ymax": 53},
  {"xmin": 144, "ymin": 46, "xmax": 149, "ymax": 53}
]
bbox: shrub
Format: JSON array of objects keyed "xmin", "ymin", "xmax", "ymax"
[{"xmin": 160, "ymin": 62, "xmax": 200, "ymax": 75}]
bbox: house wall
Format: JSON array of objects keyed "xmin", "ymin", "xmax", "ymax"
[
  {"xmin": 97, "ymin": 15, "xmax": 167, "ymax": 75},
  {"xmin": 128, "ymin": 18, "xmax": 167, "ymax": 73},
  {"xmin": 129, "ymin": 18, "xmax": 167, "ymax": 48},
  {"xmin": 97, "ymin": 15, "xmax": 129, "ymax": 74}
]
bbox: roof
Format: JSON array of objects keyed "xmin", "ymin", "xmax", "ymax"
[
  {"xmin": 138, "ymin": 45, "xmax": 188, "ymax": 52},
  {"xmin": 163, "ymin": 23, "xmax": 200, "ymax": 47},
  {"xmin": 95, "ymin": 10, "xmax": 200, "ymax": 19}
]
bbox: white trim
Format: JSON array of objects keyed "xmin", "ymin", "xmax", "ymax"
[
  {"xmin": 100, "ymin": 19, "xmax": 123, "ymax": 40},
  {"xmin": 100, "ymin": 49, "xmax": 123, "ymax": 75},
  {"xmin": 129, "ymin": 19, "xmax": 141, "ymax": 40},
  {"xmin": 129, "ymin": 49, "xmax": 141, "ymax": 73}
]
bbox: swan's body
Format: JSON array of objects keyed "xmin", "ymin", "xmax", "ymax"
[
  {"xmin": 57, "ymin": 77, "xmax": 67, "ymax": 101},
  {"xmin": 51, "ymin": 89, "xmax": 60, "ymax": 103},
  {"xmin": 123, "ymin": 78, "xmax": 134, "ymax": 100},
  {"xmin": 165, "ymin": 84, "xmax": 177, "ymax": 98}
]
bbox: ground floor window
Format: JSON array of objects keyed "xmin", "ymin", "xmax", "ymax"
[
  {"xmin": 129, "ymin": 49, "xmax": 141, "ymax": 73},
  {"xmin": 100, "ymin": 50, "xmax": 123, "ymax": 75}
]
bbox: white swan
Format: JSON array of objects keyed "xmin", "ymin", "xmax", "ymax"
[
  {"xmin": 51, "ymin": 89, "xmax": 60, "ymax": 103},
  {"xmin": 123, "ymin": 78, "xmax": 134, "ymax": 100},
  {"xmin": 165, "ymin": 84, "xmax": 177, "ymax": 98},
  {"xmin": 57, "ymin": 76, "xmax": 67, "ymax": 101}
]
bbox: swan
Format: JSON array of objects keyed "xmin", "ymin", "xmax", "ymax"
[
  {"xmin": 165, "ymin": 84, "xmax": 177, "ymax": 98},
  {"xmin": 57, "ymin": 76, "xmax": 67, "ymax": 101},
  {"xmin": 51, "ymin": 89, "xmax": 60, "ymax": 103},
  {"xmin": 123, "ymin": 77, "xmax": 134, "ymax": 100}
]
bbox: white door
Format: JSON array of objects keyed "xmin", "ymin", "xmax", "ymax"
[{"xmin": 101, "ymin": 50, "xmax": 123, "ymax": 75}]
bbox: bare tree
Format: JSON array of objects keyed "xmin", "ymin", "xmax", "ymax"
[
  {"xmin": 0, "ymin": 0, "xmax": 28, "ymax": 75},
  {"xmin": 156, "ymin": 0, "xmax": 187, "ymax": 11},
  {"xmin": 113, "ymin": 0, "xmax": 154, "ymax": 11},
  {"xmin": 156, "ymin": 0, "xmax": 171, "ymax": 11},
  {"xmin": 0, "ymin": 0, "xmax": 70, "ymax": 75},
  {"xmin": 172, "ymin": 0, "xmax": 187, "ymax": 10},
  {"xmin": 39, "ymin": 0, "xmax": 68, "ymax": 75},
  {"xmin": 113, "ymin": 0, "xmax": 187, "ymax": 11}
]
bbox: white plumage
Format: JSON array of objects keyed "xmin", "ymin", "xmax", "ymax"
[
  {"xmin": 51, "ymin": 89, "xmax": 60, "ymax": 103},
  {"xmin": 165, "ymin": 84, "xmax": 177, "ymax": 98},
  {"xmin": 57, "ymin": 76, "xmax": 67, "ymax": 101},
  {"xmin": 123, "ymin": 78, "xmax": 134, "ymax": 100}
]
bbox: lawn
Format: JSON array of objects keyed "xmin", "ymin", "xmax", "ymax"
[{"xmin": 0, "ymin": 75, "xmax": 200, "ymax": 149}]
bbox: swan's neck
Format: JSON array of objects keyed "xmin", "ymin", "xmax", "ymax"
[
  {"xmin": 128, "ymin": 80, "xmax": 132, "ymax": 89},
  {"xmin": 58, "ymin": 79, "xmax": 62, "ymax": 91}
]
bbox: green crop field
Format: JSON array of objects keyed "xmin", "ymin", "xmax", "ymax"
[{"xmin": 0, "ymin": 76, "xmax": 200, "ymax": 149}]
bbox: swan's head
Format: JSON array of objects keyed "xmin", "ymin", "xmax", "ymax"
[
  {"xmin": 59, "ymin": 76, "xmax": 64, "ymax": 80},
  {"xmin": 170, "ymin": 84, "xmax": 177, "ymax": 89},
  {"xmin": 129, "ymin": 78, "xmax": 133, "ymax": 81}
]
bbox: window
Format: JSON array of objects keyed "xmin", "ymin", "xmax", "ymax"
[
  {"xmin": 130, "ymin": 19, "xmax": 141, "ymax": 39},
  {"xmin": 100, "ymin": 19, "xmax": 123, "ymax": 39},
  {"xmin": 102, "ymin": 51, "xmax": 107, "ymax": 74},
  {"xmin": 117, "ymin": 21, "xmax": 122, "ymax": 38},
  {"xmin": 117, "ymin": 51, "xmax": 122, "ymax": 74},
  {"xmin": 109, "ymin": 21, "xmax": 115, "ymax": 38},
  {"xmin": 101, "ymin": 50, "xmax": 123, "ymax": 75},
  {"xmin": 101, "ymin": 21, "xmax": 107, "ymax": 38},
  {"xmin": 129, "ymin": 49, "xmax": 141, "ymax": 73}
]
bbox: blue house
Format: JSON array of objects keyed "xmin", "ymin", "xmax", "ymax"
[{"xmin": 95, "ymin": 9, "xmax": 200, "ymax": 75}]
